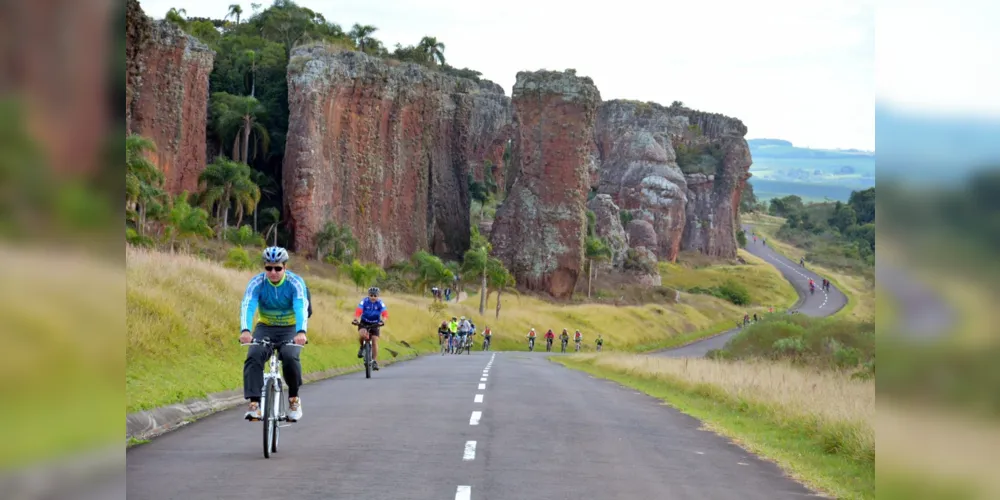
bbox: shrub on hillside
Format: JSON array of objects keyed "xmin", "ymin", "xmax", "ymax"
[
  {"xmin": 224, "ymin": 247, "xmax": 257, "ymax": 270},
  {"xmin": 686, "ymin": 280, "xmax": 751, "ymax": 306},
  {"xmin": 718, "ymin": 315, "xmax": 875, "ymax": 373}
]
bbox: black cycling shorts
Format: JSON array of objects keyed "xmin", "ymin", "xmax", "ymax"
[{"xmin": 358, "ymin": 322, "xmax": 381, "ymax": 336}]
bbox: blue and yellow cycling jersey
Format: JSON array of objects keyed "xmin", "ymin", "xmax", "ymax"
[{"xmin": 240, "ymin": 271, "xmax": 309, "ymax": 332}]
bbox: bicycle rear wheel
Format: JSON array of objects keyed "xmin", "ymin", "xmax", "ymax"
[{"xmin": 262, "ymin": 379, "xmax": 276, "ymax": 458}]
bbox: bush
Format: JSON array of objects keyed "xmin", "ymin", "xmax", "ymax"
[
  {"xmin": 736, "ymin": 229, "xmax": 747, "ymax": 247},
  {"xmin": 224, "ymin": 247, "xmax": 256, "ymax": 270},
  {"xmin": 126, "ymin": 227, "xmax": 155, "ymax": 248},
  {"xmin": 718, "ymin": 315, "xmax": 875, "ymax": 370},
  {"xmin": 716, "ymin": 280, "xmax": 751, "ymax": 305}
]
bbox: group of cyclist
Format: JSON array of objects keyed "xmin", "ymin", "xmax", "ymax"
[
  {"xmin": 524, "ymin": 328, "xmax": 604, "ymax": 352},
  {"xmin": 237, "ymin": 245, "xmax": 613, "ymax": 426},
  {"xmin": 437, "ymin": 316, "xmax": 492, "ymax": 353}
]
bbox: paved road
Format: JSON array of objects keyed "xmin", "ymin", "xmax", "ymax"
[
  {"xmin": 652, "ymin": 224, "xmax": 849, "ymax": 358},
  {"xmin": 126, "ymin": 225, "xmax": 860, "ymax": 500},
  {"xmin": 128, "ymin": 350, "xmax": 822, "ymax": 499}
]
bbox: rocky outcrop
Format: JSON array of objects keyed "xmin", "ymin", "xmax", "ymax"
[
  {"xmin": 126, "ymin": 6, "xmax": 215, "ymax": 195},
  {"xmin": 595, "ymin": 100, "xmax": 751, "ymax": 260},
  {"xmin": 283, "ymin": 46, "xmax": 512, "ymax": 265},
  {"xmin": 490, "ymin": 69, "xmax": 601, "ymax": 299},
  {"xmin": 586, "ymin": 194, "xmax": 628, "ymax": 268},
  {"xmin": 595, "ymin": 101, "xmax": 688, "ymax": 261}
]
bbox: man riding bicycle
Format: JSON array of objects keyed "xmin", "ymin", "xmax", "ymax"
[
  {"xmin": 559, "ymin": 329, "xmax": 570, "ymax": 350},
  {"xmin": 240, "ymin": 246, "xmax": 308, "ymax": 422},
  {"xmin": 437, "ymin": 320, "xmax": 451, "ymax": 346},
  {"xmin": 545, "ymin": 329, "xmax": 555, "ymax": 350},
  {"xmin": 595, "ymin": 334, "xmax": 604, "ymax": 351},
  {"xmin": 354, "ymin": 286, "xmax": 388, "ymax": 371},
  {"xmin": 526, "ymin": 328, "xmax": 537, "ymax": 349},
  {"xmin": 457, "ymin": 316, "xmax": 473, "ymax": 350},
  {"xmin": 574, "ymin": 329, "xmax": 583, "ymax": 346},
  {"xmin": 482, "ymin": 326, "xmax": 492, "ymax": 349}
]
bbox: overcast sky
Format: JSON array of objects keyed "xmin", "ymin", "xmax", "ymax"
[{"xmin": 140, "ymin": 0, "xmax": 880, "ymax": 150}]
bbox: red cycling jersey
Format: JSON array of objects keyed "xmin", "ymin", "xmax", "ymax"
[{"xmin": 545, "ymin": 331, "xmax": 555, "ymax": 339}]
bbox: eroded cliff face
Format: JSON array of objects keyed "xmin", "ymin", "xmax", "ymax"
[
  {"xmin": 283, "ymin": 46, "xmax": 512, "ymax": 265},
  {"xmin": 595, "ymin": 100, "xmax": 751, "ymax": 260},
  {"xmin": 490, "ymin": 70, "xmax": 600, "ymax": 299},
  {"xmin": 126, "ymin": 10, "xmax": 215, "ymax": 195}
]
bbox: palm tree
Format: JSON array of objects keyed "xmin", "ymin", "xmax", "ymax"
[
  {"xmin": 198, "ymin": 157, "xmax": 260, "ymax": 237},
  {"xmin": 314, "ymin": 221, "xmax": 358, "ymax": 262},
  {"xmin": 210, "ymin": 92, "xmax": 270, "ymax": 165},
  {"xmin": 165, "ymin": 8, "xmax": 187, "ymax": 29},
  {"xmin": 486, "ymin": 258, "xmax": 516, "ymax": 319},
  {"xmin": 165, "ymin": 191, "xmax": 214, "ymax": 252},
  {"xmin": 349, "ymin": 24, "xmax": 378, "ymax": 53},
  {"xmin": 260, "ymin": 207, "xmax": 281, "ymax": 246},
  {"xmin": 226, "ymin": 4, "xmax": 243, "ymax": 25},
  {"xmin": 126, "ymin": 134, "xmax": 164, "ymax": 236},
  {"xmin": 462, "ymin": 241, "xmax": 491, "ymax": 316},
  {"xmin": 411, "ymin": 251, "xmax": 454, "ymax": 295},
  {"xmin": 585, "ymin": 236, "xmax": 612, "ymax": 298},
  {"xmin": 418, "ymin": 36, "xmax": 446, "ymax": 65},
  {"xmin": 248, "ymin": 168, "xmax": 276, "ymax": 232},
  {"xmin": 243, "ymin": 50, "xmax": 258, "ymax": 97}
]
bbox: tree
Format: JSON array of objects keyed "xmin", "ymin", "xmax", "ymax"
[
  {"xmin": 829, "ymin": 203, "xmax": 858, "ymax": 233},
  {"xmin": 164, "ymin": 191, "xmax": 214, "ymax": 251},
  {"xmin": 314, "ymin": 221, "xmax": 357, "ymax": 262},
  {"xmin": 347, "ymin": 259, "xmax": 386, "ymax": 291},
  {"xmin": 848, "ymin": 187, "xmax": 876, "ymax": 224},
  {"xmin": 226, "ymin": 4, "xmax": 243, "ymax": 25},
  {"xmin": 349, "ymin": 24, "xmax": 378, "ymax": 53},
  {"xmin": 260, "ymin": 207, "xmax": 281, "ymax": 245},
  {"xmin": 126, "ymin": 134, "xmax": 165, "ymax": 236},
  {"xmin": 198, "ymin": 157, "xmax": 260, "ymax": 237},
  {"xmin": 411, "ymin": 250, "xmax": 454, "ymax": 296},
  {"xmin": 462, "ymin": 244, "xmax": 489, "ymax": 316},
  {"xmin": 739, "ymin": 182, "xmax": 758, "ymax": 213},
  {"xmin": 165, "ymin": 8, "xmax": 187, "ymax": 29},
  {"xmin": 486, "ymin": 257, "xmax": 516, "ymax": 319},
  {"xmin": 418, "ymin": 36, "xmax": 446, "ymax": 66},
  {"xmin": 584, "ymin": 236, "xmax": 612, "ymax": 298},
  {"xmin": 210, "ymin": 92, "xmax": 270, "ymax": 165}
]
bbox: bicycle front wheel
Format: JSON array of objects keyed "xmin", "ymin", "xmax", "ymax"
[
  {"xmin": 262, "ymin": 379, "xmax": 276, "ymax": 459},
  {"xmin": 364, "ymin": 343, "xmax": 372, "ymax": 379}
]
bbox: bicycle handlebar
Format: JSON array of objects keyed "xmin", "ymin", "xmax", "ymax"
[{"xmin": 240, "ymin": 339, "xmax": 306, "ymax": 347}]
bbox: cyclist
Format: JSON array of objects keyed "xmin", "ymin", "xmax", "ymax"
[
  {"xmin": 437, "ymin": 320, "xmax": 451, "ymax": 346},
  {"xmin": 482, "ymin": 326, "xmax": 492, "ymax": 350},
  {"xmin": 353, "ymin": 286, "xmax": 388, "ymax": 371},
  {"xmin": 239, "ymin": 246, "xmax": 308, "ymax": 422},
  {"xmin": 448, "ymin": 316, "xmax": 459, "ymax": 352},
  {"xmin": 595, "ymin": 334, "xmax": 604, "ymax": 351},
  {"xmin": 559, "ymin": 329, "xmax": 570, "ymax": 351},
  {"xmin": 457, "ymin": 316, "xmax": 472, "ymax": 351},
  {"xmin": 526, "ymin": 328, "xmax": 537, "ymax": 350},
  {"xmin": 808, "ymin": 278, "xmax": 815, "ymax": 294},
  {"xmin": 545, "ymin": 329, "xmax": 555, "ymax": 351},
  {"xmin": 574, "ymin": 329, "xmax": 583, "ymax": 350}
]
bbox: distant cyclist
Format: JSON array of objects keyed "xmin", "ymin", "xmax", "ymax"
[
  {"xmin": 239, "ymin": 246, "xmax": 308, "ymax": 422},
  {"xmin": 526, "ymin": 328, "xmax": 537, "ymax": 350},
  {"xmin": 353, "ymin": 286, "xmax": 388, "ymax": 371},
  {"xmin": 574, "ymin": 329, "xmax": 583, "ymax": 351},
  {"xmin": 545, "ymin": 329, "xmax": 555, "ymax": 351},
  {"xmin": 559, "ymin": 329, "xmax": 570, "ymax": 352},
  {"xmin": 482, "ymin": 326, "xmax": 492, "ymax": 350},
  {"xmin": 457, "ymin": 316, "xmax": 472, "ymax": 351},
  {"xmin": 595, "ymin": 334, "xmax": 604, "ymax": 351}
]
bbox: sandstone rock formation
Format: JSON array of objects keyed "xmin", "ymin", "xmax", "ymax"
[
  {"xmin": 595, "ymin": 100, "xmax": 751, "ymax": 260},
  {"xmin": 126, "ymin": 2, "xmax": 215, "ymax": 195},
  {"xmin": 586, "ymin": 194, "xmax": 627, "ymax": 268},
  {"xmin": 490, "ymin": 70, "xmax": 601, "ymax": 299},
  {"xmin": 282, "ymin": 46, "xmax": 512, "ymax": 265}
]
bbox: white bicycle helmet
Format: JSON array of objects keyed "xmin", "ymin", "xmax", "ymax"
[{"xmin": 262, "ymin": 246, "xmax": 289, "ymax": 263}]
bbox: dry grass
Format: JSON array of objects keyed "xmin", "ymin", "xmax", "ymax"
[
  {"xmin": 878, "ymin": 401, "xmax": 1000, "ymax": 499},
  {"xmin": 126, "ymin": 246, "xmax": 744, "ymax": 411},
  {"xmin": 568, "ymin": 353, "xmax": 874, "ymax": 462}
]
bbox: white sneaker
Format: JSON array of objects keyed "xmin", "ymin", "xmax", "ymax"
[
  {"xmin": 287, "ymin": 397, "xmax": 302, "ymax": 422},
  {"xmin": 244, "ymin": 402, "xmax": 262, "ymax": 421}
]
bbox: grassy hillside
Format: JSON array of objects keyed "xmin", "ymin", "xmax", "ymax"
[
  {"xmin": 660, "ymin": 249, "xmax": 798, "ymax": 311},
  {"xmin": 126, "ymin": 246, "xmax": 751, "ymax": 413}
]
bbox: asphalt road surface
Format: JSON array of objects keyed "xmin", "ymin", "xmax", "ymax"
[
  {"xmin": 128, "ymin": 349, "xmax": 824, "ymax": 499},
  {"xmin": 127, "ymin": 225, "xmax": 855, "ymax": 499},
  {"xmin": 652, "ymin": 224, "xmax": 848, "ymax": 358}
]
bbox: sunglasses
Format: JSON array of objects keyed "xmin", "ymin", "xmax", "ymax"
[{"xmin": 264, "ymin": 266, "xmax": 284, "ymax": 272}]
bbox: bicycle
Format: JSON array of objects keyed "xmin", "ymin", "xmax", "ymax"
[
  {"xmin": 241, "ymin": 338, "xmax": 304, "ymax": 459},
  {"xmin": 574, "ymin": 340, "xmax": 581, "ymax": 352},
  {"xmin": 353, "ymin": 319, "xmax": 383, "ymax": 379},
  {"xmin": 440, "ymin": 334, "xmax": 450, "ymax": 355},
  {"xmin": 464, "ymin": 334, "xmax": 474, "ymax": 354},
  {"xmin": 527, "ymin": 336, "xmax": 535, "ymax": 351},
  {"xmin": 546, "ymin": 337, "xmax": 553, "ymax": 352},
  {"xmin": 560, "ymin": 338, "xmax": 568, "ymax": 353},
  {"xmin": 482, "ymin": 336, "xmax": 491, "ymax": 351},
  {"xmin": 596, "ymin": 342, "xmax": 603, "ymax": 352}
]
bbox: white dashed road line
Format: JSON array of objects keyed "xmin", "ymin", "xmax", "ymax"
[
  {"xmin": 480, "ymin": 377, "xmax": 487, "ymax": 382},
  {"xmin": 478, "ymin": 383, "xmax": 486, "ymax": 390},
  {"xmin": 463, "ymin": 441, "xmax": 477, "ymax": 460},
  {"xmin": 470, "ymin": 410, "xmax": 482, "ymax": 425},
  {"xmin": 474, "ymin": 394, "xmax": 484, "ymax": 403},
  {"xmin": 456, "ymin": 485, "xmax": 471, "ymax": 500},
  {"xmin": 760, "ymin": 249, "xmax": 830, "ymax": 310}
]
